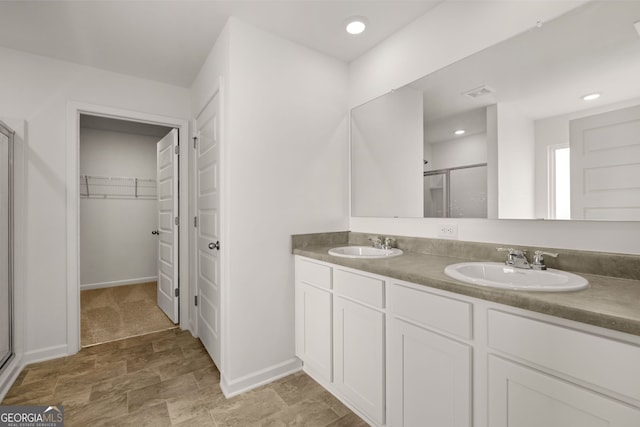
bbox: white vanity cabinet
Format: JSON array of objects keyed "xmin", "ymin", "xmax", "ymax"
[
  {"xmin": 294, "ymin": 257, "xmax": 333, "ymax": 383},
  {"xmin": 294, "ymin": 256, "xmax": 386, "ymax": 425},
  {"xmin": 333, "ymin": 269, "xmax": 386, "ymax": 425},
  {"xmin": 388, "ymin": 282, "xmax": 472, "ymax": 427},
  {"xmin": 294, "ymin": 255, "xmax": 640, "ymax": 427},
  {"xmin": 487, "ymin": 310, "xmax": 640, "ymax": 427}
]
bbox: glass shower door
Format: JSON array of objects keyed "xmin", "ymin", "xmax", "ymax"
[{"xmin": 0, "ymin": 124, "xmax": 13, "ymax": 371}]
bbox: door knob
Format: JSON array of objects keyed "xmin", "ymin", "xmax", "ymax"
[
  {"xmin": 208, "ymin": 241, "xmax": 220, "ymax": 250},
  {"xmin": 151, "ymin": 230, "xmax": 159, "ymax": 235}
]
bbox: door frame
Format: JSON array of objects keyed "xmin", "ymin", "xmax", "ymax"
[{"xmin": 66, "ymin": 101, "xmax": 190, "ymax": 354}]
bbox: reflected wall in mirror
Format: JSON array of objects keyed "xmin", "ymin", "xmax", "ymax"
[{"xmin": 350, "ymin": 1, "xmax": 640, "ymax": 220}]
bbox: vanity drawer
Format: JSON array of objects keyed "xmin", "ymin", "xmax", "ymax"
[
  {"xmin": 488, "ymin": 309, "xmax": 640, "ymax": 401},
  {"xmin": 296, "ymin": 257, "xmax": 332, "ymax": 290},
  {"xmin": 333, "ymin": 268, "xmax": 385, "ymax": 309},
  {"xmin": 390, "ymin": 283, "xmax": 472, "ymax": 340}
]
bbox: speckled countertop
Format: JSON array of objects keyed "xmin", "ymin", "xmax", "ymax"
[{"xmin": 293, "ymin": 238, "xmax": 640, "ymax": 337}]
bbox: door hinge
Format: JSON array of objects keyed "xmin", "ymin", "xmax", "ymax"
[
  {"xmin": 175, "ymin": 216, "xmax": 179, "ymax": 226},
  {"xmin": 194, "ymin": 295, "xmax": 198, "ymax": 306},
  {"xmin": 174, "ymin": 145, "xmax": 180, "ymax": 155},
  {"xmin": 193, "ymin": 136, "xmax": 198, "ymax": 149},
  {"xmin": 174, "ymin": 288, "xmax": 179, "ymax": 297},
  {"xmin": 194, "ymin": 216, "xmax": 198, "ymax": 227}
]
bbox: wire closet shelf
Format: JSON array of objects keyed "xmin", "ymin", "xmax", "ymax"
[{"xmin": 80, "ymin": 175, "xmax": 157, "ymax": 199}]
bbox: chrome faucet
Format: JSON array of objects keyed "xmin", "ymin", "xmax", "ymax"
[
  {"xmin": 531, "ymin": 250, "xmax": 558, "ymax": 270},
  {"xmin": 497, "ymin": 248, "xmax": 530, "ymax": 269},
  {"xmin": 368, "ymin": 235, "xmax": 395, "ymax": 250}
]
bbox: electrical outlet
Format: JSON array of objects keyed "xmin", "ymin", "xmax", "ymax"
[{"xmin": 437, "ymin": 223, "xmax": 458, "ymax": 239}]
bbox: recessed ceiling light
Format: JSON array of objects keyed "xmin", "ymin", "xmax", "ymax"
[
  {"xmin": 582, "ymin": 93, "xmax": 601, "ymax": 101},
  {"xmin": 454, "ymin": 129, "xmax": 466, "ymax": 135},
  {"xmin": 345, "ymin": 17, "xmax": 367, "ymax": 35}
]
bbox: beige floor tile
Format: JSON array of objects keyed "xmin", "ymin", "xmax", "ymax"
[
  {"xmin": 324, "ymin": 412, "xmax": 370, "ymax": 427},
  {"xmin": 166, "ymin": 386, "xmax": 225, "ymax": 425},
  {"xmin": 210, "ymin": 388, "xmax": 288, "ymax": 427},
  {"xmin": 251, "ymin": 399, "xmax": 341, "ymax": 427},
  {"xmin": 89, "ymin": 368, "xmax": 162, "ymax": 401},
  {"xmin": 127, "ymin": 372, "xmax": 198, "ymax": 413},
  {"xmin": 2, "ymin": 325, "xmax": 366, "ymax": 427},
  {"xmin": 108, "ymin": 402, "xmax": 173, "ymax": 427}
]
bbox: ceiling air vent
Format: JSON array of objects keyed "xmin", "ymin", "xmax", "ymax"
[{"xmin": 463, "ymin": 85, "xmax": 495, "ymax": 99}]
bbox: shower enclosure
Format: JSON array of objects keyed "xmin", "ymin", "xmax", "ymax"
[
  {"xmin": 0, "ymin": 120, "xmax": 14, "ymax": 374},
  {"xmin": 424, "ymin": 163, "xmax": 488, "ymax": 218}
]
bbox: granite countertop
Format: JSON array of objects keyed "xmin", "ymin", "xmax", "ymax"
[{"xmin": 293, "ymin": 245, "xmax": 640, "ymax": 337}]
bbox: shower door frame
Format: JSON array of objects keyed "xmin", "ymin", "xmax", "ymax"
[{"xmin": 0, "ymin": 120, "xmax": 14, "ymax": 372}]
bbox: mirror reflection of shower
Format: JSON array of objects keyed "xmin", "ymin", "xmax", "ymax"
[{"xmin": 424, "ymin": 164, "xmax": 488, "ymax": 218}]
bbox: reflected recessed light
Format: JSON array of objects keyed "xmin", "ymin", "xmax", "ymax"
[
  {"xmin": 454, "ymin": 129, "xmax": 466, "ymax": 135},
  {"xmin": 582, "ymin": 93, "xmax": 601, "ymax": 101},
  {"xmin": 345, "ymin": 17, "xmax": 367, "ymax": 35}
]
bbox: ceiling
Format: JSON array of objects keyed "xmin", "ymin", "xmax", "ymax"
[
  {"xmin": 0, "ymin": 0, "xmax": 442, "ymax": 88},
  {"xmin": 407, "ymin": 1, "xmax": 640, "ymax": 127}
]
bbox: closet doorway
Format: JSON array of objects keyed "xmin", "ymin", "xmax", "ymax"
[{"xmin": 79, "ymin": 114, "xmax": 178, "ymax": 347}]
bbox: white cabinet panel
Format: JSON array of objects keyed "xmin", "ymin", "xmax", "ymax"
[
  {"xmin": 297, "ymin": 257, "xmax": 332, "ymax": 290},
  {"xmin": 334, "ymin": 296, "xmax": 385, "ymax": 425},
  {"xmin": 488, "ymin": 309, "xmax": 640, "ymax": 401},
  {"xmin": 390, "ymin": 282, "xmax": 472, "ymax": 339},
  {"xmin": 295, "ymin": 282, "xmax": 332, "ymax": 382},
  {"xmin": 334, "ymin": 268, "xmax": 385, "ymax": 308},
  {"xmin": 389, "ymin": 318, "xmax": 472, "ymax": 427},
  {"xmin": 488, "ymin": 356, "xmax": 640, "ymax": 427}
]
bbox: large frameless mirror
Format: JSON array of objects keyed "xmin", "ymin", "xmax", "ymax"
[{"xmin": 351, "ymin": 1, "xmax": 640, "ymax": 220}]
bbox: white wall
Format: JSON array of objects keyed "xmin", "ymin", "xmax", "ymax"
[
  {"xmin": 349, "ymin": 0, "xmax": 640, "ymax": 255},
  {"xmin": 0, "ymin": 46, "xmax": 190, "ymax": 360},
  {"xmin": 79, "ymin": 128, "xmax": 160, "ymax": 289},
  {"xmin": 352, "ymin": 86, "xmax": 423, "ymax": 217},
  {"xmin": 191, "ymin": 18, "xmax": 349, "ymax": 394},
  {"xmin": 429, "ymin": 133, "xmax": 487, "ymax": 170},
  {"xmin": 496, "ymin": 104, "xmax": 535, "ymax": 219}
]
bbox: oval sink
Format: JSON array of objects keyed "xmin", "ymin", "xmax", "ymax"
[
  {"xmin": 328, "ymin": 246, "xmax": 403, "ymax": 259},
  {"xmin": 444, "ymin": 262, "xmax": 588, "ymax": 292}
]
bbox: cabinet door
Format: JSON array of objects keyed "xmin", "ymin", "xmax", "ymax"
[
  {"xmin": 295, "ymin": 282, "xmax": 332, "ymax": 383},
  {"xmin": 488, "ymin": 356, "xmax": 640, "ymax": 427},
  {"xmin": 389, "ymin": 318, "xmax": 472, "ymax": 427},
  {"xmin": 334, "ymin": 296, "xmax": 385, "ymax": 425}
]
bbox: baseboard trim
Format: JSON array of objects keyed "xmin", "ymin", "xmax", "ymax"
[
  {"xmin": 1, "ymin": 345, "xmax": 69, "ymax": 401},
  {"xmin": 80, "ymin": 276, "xmax": 158, "ymax": 291},
  {"xmin": 0, "ymin": 354, "xmax": 23, "ymax": 402},
  {"xmin": 220, "ymin": 357, "xmax": 302, "ymax": 398},
  {"xmin": 23, "ymin": 344, "xmax": 69, "ymax": 365}
]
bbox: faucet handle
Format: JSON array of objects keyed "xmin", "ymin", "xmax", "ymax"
[
  {"xmin": 534, "ymin": 250, "xmax": 558, "ymax": 258},
  {"xmin": 382, "ymin": 236, "xmax": 395, "ymax": 249},
  {"xmin": 497, "ymin": 247, "xmax": 526, "ymax": 255},
  {"xmin": 368, "ymin": 236, "xmax": 382, "ymax": 248},
  {"xmin": 531, "ymin": 250, "xmax": 558, "ymax": 270}
]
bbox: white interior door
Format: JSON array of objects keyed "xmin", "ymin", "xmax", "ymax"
[
  {"xmin": 196, "ymin": 94, "xmax": 221, "ymax": 366},
  {"xmin": 156, "ymin": 129, "xmax": 179, "ymax": 323},
  {"xmin": 570, "ymin": 104, "xmax": 640, "ymax": 220}
]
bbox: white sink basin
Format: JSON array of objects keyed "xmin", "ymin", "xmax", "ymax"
[
  {"xmin": 444, "ymin": 262, "xmax": 588, "ymax": 292},
  {"xmin": 328, "ymin": 246, "xmax": 403, "ymax": 259}
]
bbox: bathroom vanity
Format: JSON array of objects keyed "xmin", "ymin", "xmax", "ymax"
[{"xmin": 293, "ymin": 232, "xmax": 640, "ymax": 427}]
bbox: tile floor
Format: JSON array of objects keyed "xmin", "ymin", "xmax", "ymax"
[
  {"xmin": 81, "ymin": 282, "xmax": 176, "ymax": 346},
  {"xmin": 2, "ymin": 328, "xmax": 368, "ymax": 426}
]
